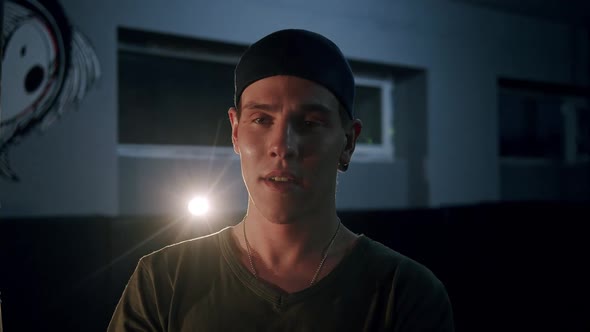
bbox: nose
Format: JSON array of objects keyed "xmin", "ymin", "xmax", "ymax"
[{"xmin": 268, "ymin": 121, "xmax": 299, "ymax": 159}]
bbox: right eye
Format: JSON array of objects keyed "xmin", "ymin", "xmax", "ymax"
[
  {"xmin": 253, "ymin": 117, "xmax": 267, "ymax": 124},
  {"xmin": 251, "ymin": 115, "xmax": 274, "ymax": 126}
]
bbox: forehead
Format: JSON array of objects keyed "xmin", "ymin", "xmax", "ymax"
[{"xmin": 240, "ymin": 75, "xmax": 340, "ymax": 112}]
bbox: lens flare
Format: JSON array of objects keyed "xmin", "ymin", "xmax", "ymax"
[{"xmin": 188, "ymin": 196, "xmax": 209, "ymax": 216}]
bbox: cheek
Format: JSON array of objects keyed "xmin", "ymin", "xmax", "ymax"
[
  {"xmin": 237, "ymin": 134, "xmax": 265, "ymax": 177},
  {"xmin": 237, "ymin": 135, "xmax": 262, "ymax": 159},
  {"xmin": 307, "ymin": 137, "xmax": 342, "ymax": 158},
  {"xmin": 302, "ymin": 140, "xmax": 343, "ymax": 176}
]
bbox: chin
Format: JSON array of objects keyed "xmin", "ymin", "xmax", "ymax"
[
  {"xmin": 247, "ymin": 185, "xmax": 329, "ymax": 223},
  {"xmin": 250, "ymin": 198, "xmax": 305, "ymax": 224},
  {"xmin": 259, "ymin": 206, "xmax": 302, "ymax": 224}
]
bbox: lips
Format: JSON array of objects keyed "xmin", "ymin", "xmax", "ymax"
[
  {"xmin": 268, "ymin": 176, "xmax": 291, "ymax": 182},
  {"xmin": 261, "ymin": 170, "xmax": 301, "ymax": 192},
  {"xmin": 264, "ymin": 170, "xmax": 299, "ymax": 182}
]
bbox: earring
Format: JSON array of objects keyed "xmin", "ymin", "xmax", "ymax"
[{"xmin": 338, "ymin": 162, "xmax": 349, "ymax": 172}]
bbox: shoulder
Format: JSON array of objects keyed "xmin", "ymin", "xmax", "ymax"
[
  {"xmin": 360, "ymin": 236, "xmax": 454, "ymax": 331},
  {"xmin": 138, "ymin": 227, "xmax": 229, "ymax": 276},
  {"xmin": 107, "ymin": 228, "xmax": 233, "ymax": 331},
  {"xmin": 361, "ymin": 236, "xmax": 444, "ymax": 290}
]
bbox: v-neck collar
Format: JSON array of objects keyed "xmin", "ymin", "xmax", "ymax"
[{"xmin": 218, "ymin": 227, "xmax": 368, "ymax": 310}]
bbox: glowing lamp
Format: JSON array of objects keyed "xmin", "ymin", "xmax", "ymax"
[{"xmin": 188, "ymin": 196, "xmax": 209, "ymax": 216}]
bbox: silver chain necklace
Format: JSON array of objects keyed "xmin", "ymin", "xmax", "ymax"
[{"xmin": 243, "ymin": 218, "xmax": 341, "ymax": 286}]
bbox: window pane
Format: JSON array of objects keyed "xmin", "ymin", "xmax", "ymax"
[
  {"xmin": 118, "ymin": 51, "xmax": 234, "ymax": 147},
  {"xmin": 354, "ymin": 85, "xmax": 382, "ymax": 145},
  {"xmin": 499, "ymin": 92, "xmax": 563, "ymax": 159}
]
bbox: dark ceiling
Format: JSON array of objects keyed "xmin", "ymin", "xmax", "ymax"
[{"xmin": 454, "ymin": 0, "xmax": 590, "ymax": 27}]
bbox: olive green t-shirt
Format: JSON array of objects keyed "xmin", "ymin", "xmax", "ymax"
[{"xmin": 107, "ymin": 227, "xmax": 453, "ymax": 331}]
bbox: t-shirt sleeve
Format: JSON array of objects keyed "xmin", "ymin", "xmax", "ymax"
[
  {"xmin": 392, "ymin": 259, "xmax": 455, "ymax": 332},
  {"xmin": 107, "ymin": 258, "xmax": 167, "ymax": 332}
]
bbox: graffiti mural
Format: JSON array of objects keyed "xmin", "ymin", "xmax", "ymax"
[{"xmin": 1, "ymin": 0, "xmax": 100, "ymax": 181}]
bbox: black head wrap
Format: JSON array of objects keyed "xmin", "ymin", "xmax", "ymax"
[{"xmin": 234, "ymin": 29, "xmax": 355, "ymax": 119}]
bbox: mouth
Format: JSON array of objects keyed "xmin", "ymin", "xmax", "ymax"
[
  {"xmin": 261, "ymin": 171, "xmax": 301, "ymax": 191},
  {"xmin": 267, "ymin": 176, "xmax": 295, "ymax": 183}
]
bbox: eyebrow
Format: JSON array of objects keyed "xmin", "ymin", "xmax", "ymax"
[
  {"xmin": 241, "ymin": 102, "xmax": 334, "ymax": 114},
  {"xmin": 241, "ymin": 102, "xmax": 276, "ymax": 112},
  {"xmin": 299, "ymin": 103, "xmax": 334, "ymax": 114}
]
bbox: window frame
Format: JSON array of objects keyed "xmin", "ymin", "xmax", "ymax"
[
  {"xmin": 117, "ymin": 43, "xmax": 395, "ymax": 162},
  {"xmin": 352, "ymin": 75, "xmax": 395, "ymax": 162},
  {"xmin": 498, "ymin": 86, "xmax": 590, "ymax": 166}
]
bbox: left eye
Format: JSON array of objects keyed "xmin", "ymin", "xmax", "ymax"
[{"xmin": 304, "ymin": 120, "xmax": 322, "ymax": 127}]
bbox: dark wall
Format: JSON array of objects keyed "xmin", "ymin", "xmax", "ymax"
[{"xmin": 1, "ymin": 202, "xmax": 589, "ymax": 332}]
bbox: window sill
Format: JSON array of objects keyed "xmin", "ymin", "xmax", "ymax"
[{"xmin": 117, "ymin": 144, "xmax": 394, "ymax": 163}]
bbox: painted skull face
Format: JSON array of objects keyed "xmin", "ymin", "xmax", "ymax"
[
  {"xmin": 0, "ymin": 0, "xmax": 100, "ymax": 181},
  {"xmin": 1, "ymin": 16, "xmax": 64, "ymax": 123}
]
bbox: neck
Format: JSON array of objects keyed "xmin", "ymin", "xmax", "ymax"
[
  {"xmin": 239, "ymin": 204, "xmax": 341, "ymax": 270},
  {"xmin": 230, "ymin": 202, "xmax": 361, "ymax": 292}
]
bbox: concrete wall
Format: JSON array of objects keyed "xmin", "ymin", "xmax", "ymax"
[{"xmin": 0, "ymin": 0, "xmax": 587, "ymax": 217}]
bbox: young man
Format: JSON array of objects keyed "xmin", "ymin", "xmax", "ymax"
[{"xmin": 108, "ymin": 29, "xmax": 454, "ymax": 331}]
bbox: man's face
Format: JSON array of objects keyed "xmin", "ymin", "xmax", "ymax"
[{"xmin": 228, "ymin": 75, "xmax": 359, "ymax": 223}]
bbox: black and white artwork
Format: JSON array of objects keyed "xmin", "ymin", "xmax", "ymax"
[{"xmin": 1, "ymin": 0, "xmax": 100, "ymax": 181}]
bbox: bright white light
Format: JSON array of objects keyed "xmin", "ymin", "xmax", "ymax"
[{"xmin": 188, "ymin": 196, "xmax": 210, "ymax": 216}]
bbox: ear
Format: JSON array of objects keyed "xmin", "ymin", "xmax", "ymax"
[
  {"xmin": 339, "ymin": 119, "xmax": 362, "ymax": 171},
  {"xmin": 228, "ymin": 107, "xmax": 240, "ymax": 154}
]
